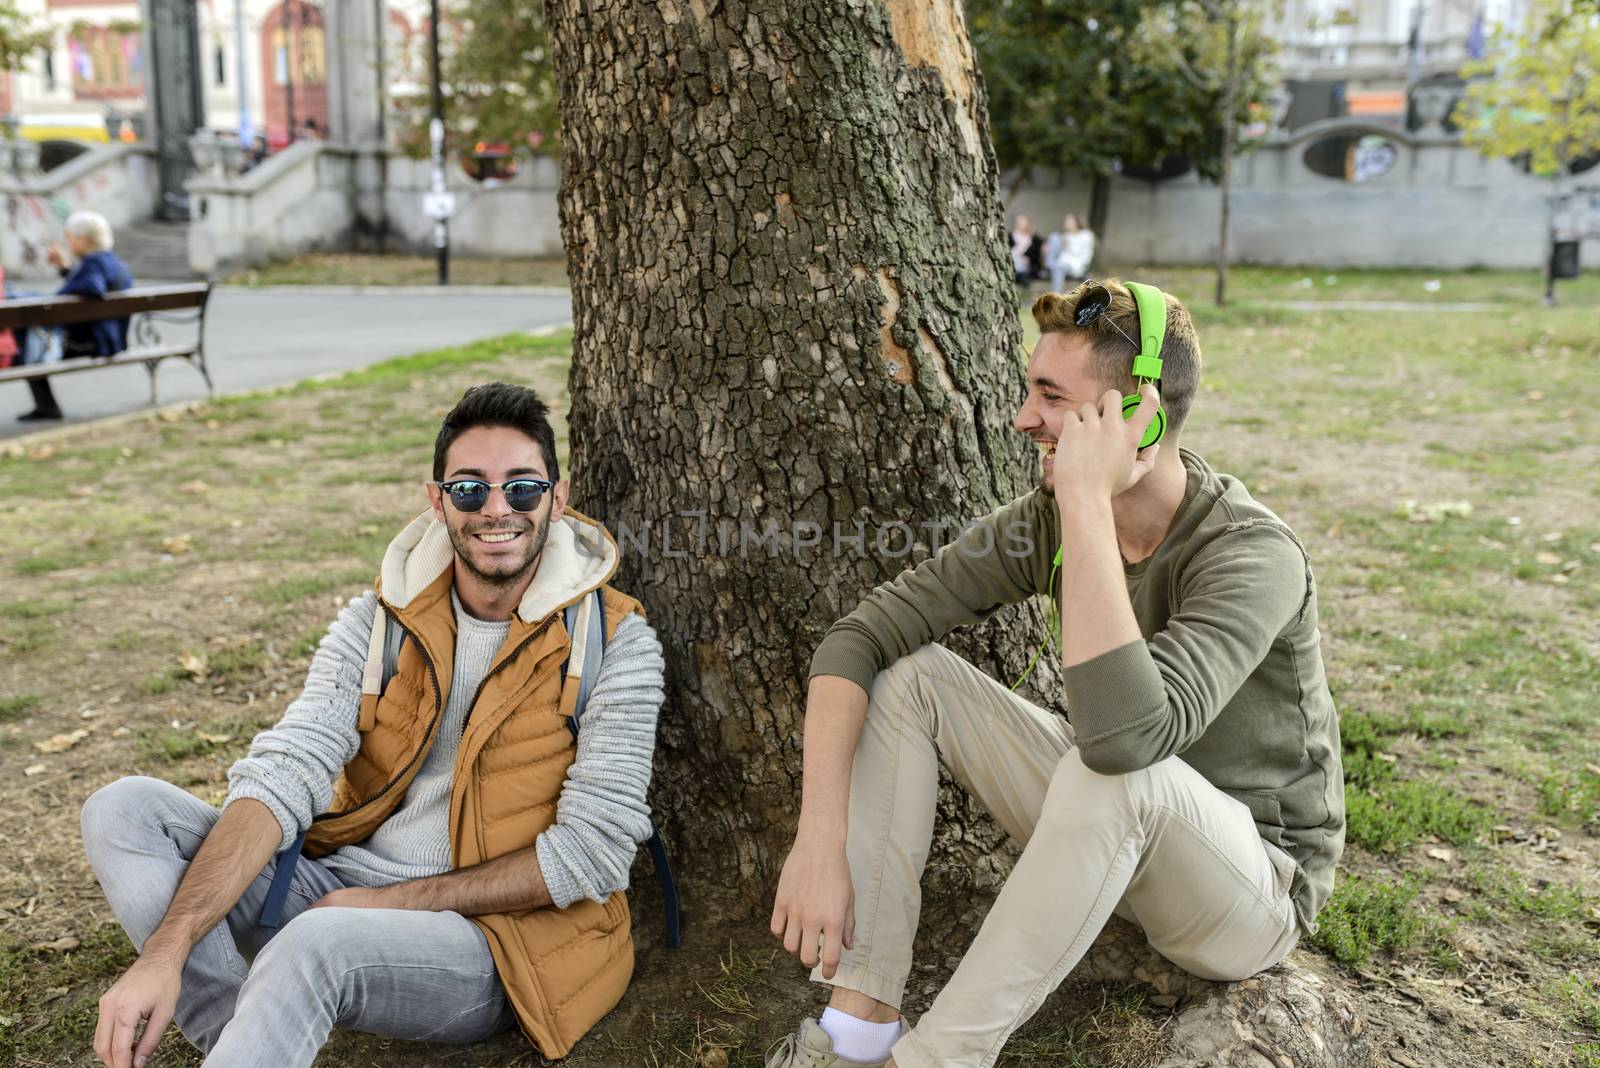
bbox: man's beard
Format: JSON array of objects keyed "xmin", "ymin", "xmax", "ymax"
[{"xmin": 447, "ymin": 508, "xmax": 552, "ymax": 591}]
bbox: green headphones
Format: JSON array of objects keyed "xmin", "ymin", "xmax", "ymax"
[
  {"xmin": 1073, "ymin": 279, "xmax": 1168, "ymax": 449},
  {"xmin": 1122, "ymin": 281, "xmax": 1169, "ymax": 450}
]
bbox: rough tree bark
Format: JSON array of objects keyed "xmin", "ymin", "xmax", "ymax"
[
  {"xmin": 544, "ymin": 0, "xmax": 1053, "ymax": 913},
  {"xmin": 544, "ymin": 1, "xmax": 1368, "ymax": 1061}
]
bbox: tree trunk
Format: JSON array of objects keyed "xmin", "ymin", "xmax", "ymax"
[
  {"xmin": 544, "ymin": 0, "xmax": 1055, "ymax": 914},
  {"xmin": 1215, "ymin": 12, "xmax": 1238, "ymax": 308},
  {"xmin": 1088, "ymin": 171, "xmax": 1112, "ymax": 259}
]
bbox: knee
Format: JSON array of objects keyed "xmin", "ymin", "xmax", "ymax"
[
  {"xmin": 1038, "ymin": 749, "xmax": 1164, "ymax": 827},
  {"xmin": 869, "ymin": 644, "xmax": 954, "ymax": 714},
  {"xmin": 251, "ymin": 908, "xmax": 356, "ymax": 989},
  {"xmin": 81, "ymin": 776, "xmax": 171, "ymax": 858}
]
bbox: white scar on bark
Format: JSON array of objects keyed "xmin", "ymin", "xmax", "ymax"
[{"xmin": 880, "ymin": 0, "xmax": 984, "ymax": 158}]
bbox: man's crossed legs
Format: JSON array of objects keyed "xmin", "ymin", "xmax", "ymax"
[
  {"xmin": 805, "ymin": 644, "xmax": 1301, "ymax": 1068},
  {"xmin": 80, "ymin": 777, "xmax": 513, "ymax": 1068}
]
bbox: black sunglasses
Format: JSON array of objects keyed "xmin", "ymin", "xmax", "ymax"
[
  {"xmin": 435, "ymin": 477, "xmax": 553, "ymax": 513},
  {"xmin": 1073, "ymin": 281, "xmax": 1140, "ymax": 353}
]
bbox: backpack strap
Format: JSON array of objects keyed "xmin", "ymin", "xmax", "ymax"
[{"xmin": 562, "ymin": 590, "xmax": 605, "ymax": 738}]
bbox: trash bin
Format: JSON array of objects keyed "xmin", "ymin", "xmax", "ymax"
[{"xmin": 1551, "ymin": 240, "xmax": 1581, "ymax": 279}]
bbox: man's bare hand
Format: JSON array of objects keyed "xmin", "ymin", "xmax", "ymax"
[
  {"xmin": 770, "ymin": 831, "xmax": 855, "ymax": 979},
  {"xmin": 94, "ymin": 951, "xmax": 181, "ymax": 1068},
  {"xmin": 46, "ymin": 243, "xmax": 67, "ymax": 270}
]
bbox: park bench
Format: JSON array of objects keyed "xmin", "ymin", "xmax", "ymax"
[{"xmin": 0, "ymin": 283, "xmax": 215, "ymax": 405}]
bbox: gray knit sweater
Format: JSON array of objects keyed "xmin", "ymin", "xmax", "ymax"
[{"xmin": 224, "ymin": 590, "xmax": 666, "ymax": 908}]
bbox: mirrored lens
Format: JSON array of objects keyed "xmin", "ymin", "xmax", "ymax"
[
  {"xmin": 447, "ymin": 481, "xmax": 491, "ymax": 511},
  {"xmin": 503, "ymin": 480, "xmax": 547, "ymax": 512},
  {"xmin": 1075, "ymin": 283, "xmax": 1110, "ymax": 326}
]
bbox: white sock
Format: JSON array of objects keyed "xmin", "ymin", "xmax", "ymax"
[{"xmin": 819, "ymin": 1007, "xmax": 902, "ymax": 1063}]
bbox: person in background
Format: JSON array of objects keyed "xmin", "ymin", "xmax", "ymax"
[
  {"xmin": 16, "ymin": 211, "xmax": 134, "ymax": 422},
  {"xmin": 1047, "ymin": 213, "xmax": 1097, "ymax": 292},
  {"xmin": 1010, "ymin": 215, "xmax": 1044, "ymax": 287},
  {"xmin": 0, "ymin": 265, "xmax": 18, "ymax": 370}
]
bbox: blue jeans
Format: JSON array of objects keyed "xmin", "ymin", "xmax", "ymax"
[{"xmin": 80, "ymin": 777, "xmax": 515, "ymax": 1068}]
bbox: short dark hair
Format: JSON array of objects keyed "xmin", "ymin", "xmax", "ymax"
[{"xmin": 432, "ymin": 383, "xmax": 560, "ymax": 482}]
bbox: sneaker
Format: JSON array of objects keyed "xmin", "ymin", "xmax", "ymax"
[
  {"xmin": 17, "ymin": 408, "xmax": 63, "ymax": 421},
  {"xmin": 765, "ymin": 1018, "xmax": 890, "ymax": 1068}
]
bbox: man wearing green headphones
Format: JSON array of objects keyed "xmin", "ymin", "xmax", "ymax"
[{"xmin": 766, "ymin": 279, "xmax": 1343, "ymax": 1068}]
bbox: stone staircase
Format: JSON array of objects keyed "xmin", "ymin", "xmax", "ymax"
[{"xmin": 115, "ymin": 220, "xmax": 195, "ymax": 282}]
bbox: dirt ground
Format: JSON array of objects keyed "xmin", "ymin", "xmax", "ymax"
[{"xmin": 2, "ymin": 283, "xmax": 1597, "ymax": 1067}]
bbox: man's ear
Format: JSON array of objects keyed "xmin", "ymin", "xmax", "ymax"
[
  {"xmin": 426, "ymin": 480, "xmax": 447, "ymax": 524},
  {"xmin": 550, "ymin": 479, "xmax": 570, "ymax": 525}
]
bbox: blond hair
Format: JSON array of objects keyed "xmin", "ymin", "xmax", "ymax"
[{"xmin": 1030, "ymin": 278, "xmax": 1202, "ymax": 434}]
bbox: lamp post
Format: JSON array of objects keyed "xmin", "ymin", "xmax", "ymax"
[
  {"xmin": 234, "ymin": 0, "xmax": 251, "ymax": 145},
  {"xmin": 427, "ymin": 0, "xmax": 451, "ymax": 285},
  {"xmin": 284, "ymin": 2, "xmax": 298, "ymax": 144}
]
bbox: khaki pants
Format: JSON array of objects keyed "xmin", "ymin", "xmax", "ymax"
[{"xmin": 812, "ymin": 644, "xmax": 1300, "ymax": 1068}]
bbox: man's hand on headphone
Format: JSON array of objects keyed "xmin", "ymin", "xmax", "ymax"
[{"xmin": 1054, "ymin": 384, "xmax": 1162, "ymax": 501}]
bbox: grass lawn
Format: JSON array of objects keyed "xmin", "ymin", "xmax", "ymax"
[{"xmin": 1, "ymin": 276, "xmax": 1597, "ymax": 1067}]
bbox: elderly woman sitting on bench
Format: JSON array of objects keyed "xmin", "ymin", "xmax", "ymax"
[{"xmin": 16, "ymin": 210, "xmax": 135, "ymax": 422}]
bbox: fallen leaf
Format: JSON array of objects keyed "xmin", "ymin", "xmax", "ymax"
[
  {"xmin": 1535, "ymin": 826, "xmax": 1562, "ymax": 840},
  {"xmin": 111, "ymin": 726, "xmax": 130, "ymax": 737},
  {"xmin": 1426, "ymin": 847, "xmax": 1455, "ymax": 862},
  {"xmin": 68, "ymin": 484, "xmax": 95, "ymax": 498},
  {"xmin": 156, "ymin": 409, "xmax": 181, "ymax": 423},
  {"xmin": 33, "ymin": 729, "xmax": 89, "ymax": 754},
  {"xmin": 205, "ymin": 419, "xmax": 221, "ymax": 430},
  {"xmin": 180, "ymin": 652, "xmax": 209, "ymax": 678},
  {"xmin": 1442, "ymin": 887, "xmax": 1464, "ymax": 903},
  {"xmin": 26, "ymin": 444, "xmax": 56, "ymax": 461},
  {"xmin": 23, "ymin": 763, "xmax": 47, "ymax": 776},
  {"xmin": 29, "ymin": 936, "xmax": 80, "ymax": 953},
  {"xmin": 162, "ymin": 535, "xmax": 193, "ymax": 555},
  {"xmin": 1524, "ymin": 390, "xmax": 1544, "ymax": 402},
  {"xmin": 1535, "ymin": 551, "xmax": 1562, "ymax": 566},
  {"xmin": 178, "ymin": 480, "xmax": 210, "ymax": 495},
  {"xmin": 196, "ymin": 732, "xmax": 233, "ymax": 745}
]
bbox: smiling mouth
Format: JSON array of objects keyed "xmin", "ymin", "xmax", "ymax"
[
  {"xmin": 473, "ymin": 530, "xmax": 523, "ymax": 545},
  {"xmin": 1036, "ymin": 440, "xmax": 1057, "ymax": 459}
]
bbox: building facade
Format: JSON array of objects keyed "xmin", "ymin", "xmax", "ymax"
[{"xmin": 2, "ymin": 0, "xmax": 432, "ymax": 150}]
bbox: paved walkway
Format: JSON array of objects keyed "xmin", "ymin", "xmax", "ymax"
[
  {"xmin": 1268, "ymin": 299, "xmax": 1500, "ymax": 312},
  {"xmin": 1, "ymin": 286, "xmax": 572, "ymax": 440}
]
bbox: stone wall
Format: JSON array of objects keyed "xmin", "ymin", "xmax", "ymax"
[
  {"xmin": 1003, "ymin": 118, "xmax": 1600, "ymax": 270},
  {"xmin": 0, "ymin": 143, "xmax": 161, "ymax": 275}
]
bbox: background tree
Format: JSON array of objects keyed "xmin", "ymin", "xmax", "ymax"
[
  {"xmin": 0, "ymin": 2, "xmax": 48, "ymax": 75},
  {"xmin": 1453, "ymin": 0, "xmax": 1600, "ymax": 304},
  {"xmin": 396, "ymin": 0, "xmax": 559, "ymax": 160},
  {"xmin": 1134, "ymin": 0, "xmax": 1277, "ymax": 305},
  {"xmin": 540, "ymin": 0, "xmax": 1051, "ymax": 915},
  {"xmin": 966, "ymin": 0, "xmax": 1249, "ymax": 245}
]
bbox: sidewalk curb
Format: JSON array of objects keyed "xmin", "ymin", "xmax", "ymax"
[{"xmin": 216, "ymin": 284, "xmax": 572, "ymax": 298}]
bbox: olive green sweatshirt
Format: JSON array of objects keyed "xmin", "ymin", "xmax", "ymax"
[{"xmin": 810, "ymin": 449, "xmax": 1344, "ymax": 934}]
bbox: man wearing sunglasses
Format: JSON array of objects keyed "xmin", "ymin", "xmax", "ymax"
[
  {"xmin": 81, "ymin": 383, "xmax": 665, "ymax": 1068},
  {"xmin": 767, "ymin": 280, "xmax": 1342, "ymax": 1068}
]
